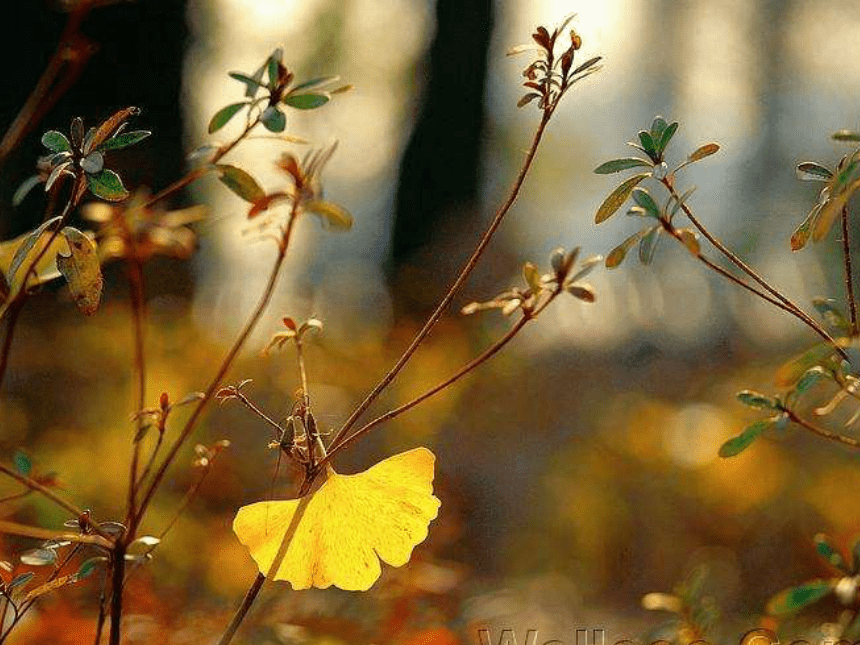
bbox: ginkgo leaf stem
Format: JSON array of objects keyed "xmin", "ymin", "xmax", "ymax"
[
  {"xmin": 329, "ymin": 105, "xmax": 559, "ymax": 455},
  {"xmin": 660, "ymin": 178, "xmax": 848, "ymax": 360}
]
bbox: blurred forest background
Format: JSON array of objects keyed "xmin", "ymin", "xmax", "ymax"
[{"xmin": 2, "ymin": 0, "xmax": 860, "ymax": 643}]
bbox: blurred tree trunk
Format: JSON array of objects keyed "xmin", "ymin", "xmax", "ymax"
[{"xmin": 389, "ymin": 0, "xmax": 493, "ymax": 313}]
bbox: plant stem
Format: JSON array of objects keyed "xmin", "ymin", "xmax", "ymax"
[
  {"xmin": 142, "ymin": 116, "xmax": 261, "ymax": 210},
  {"xmin": 134, "ymin": 204, "xmax": 300, "ymax": 528},
  {"xmin": 0, "ymin": 463, "xmax": 97, "ymax": 530},
  {"xmin": 126, "ymin": 258, "xmax": 147, "ymax": 525},
  {"xmin": 329, "ymin": 108, "xmax": 556, "ymax": 453},
  {"xmin": 785, "ymin": 407, "xmax": 860, "ymax": 451},
  {"xmin": 322, "ymin": 313, "xmax": 532, "ymax": 466},
  {"xmin": 0, "ymin": 520, "xmax": 110, "ymax": 548},
  {"xmin": 661, "ymin": 178, "xmax": 849, "ymax": 359},
  {"xmin": 841, "ymin": 204, "xmax": 858, "ymax": 335},
  {"xmin": 108, "ymin": 540, "xmax": 125, "ymax": 645},
  {"xmin": 231, "ymin": 391, "xmax": 285, "ymax": 438},
  {"xmin": 217, "ymin": 493, "xmax": 313, "ymax": 645},
  {"xmin": 0, "ymin": 299, "xmax": 24, "ymax": 392}
]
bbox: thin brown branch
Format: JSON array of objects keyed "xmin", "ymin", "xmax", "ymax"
[
  {"xmin": 0, "ymin": 4, "xmax": 94, "ymax": 166},
  {"xmin": 661, "ymin": 178, "xmax": 849, "ymax": 359},
  {"xmin": 322, "ymin": 312, "xmax": 533, "ymax": 467},
  {"xmin": 228, "ymin": 389, "xmax": 285, "ymax": 438},
  {"xmin": 134, "ymin": 204, "xmax": 301, "ymax": 529},
  {"xmin": 0, "ymin": 299, "xmax": 24, "ymax": 392},
  {"xmin": 142, "ymin": 116, "xmax": 261, "ymax": 210},
  {"xmin": 785, "ymin": 408, "xmax": 860, "ymax": 450},
  {"xmin": 0, "ymin": 520, "xmax": 111, "ymax": 548},
  {"xmin": 217, "ymin": 493, "xmax": 313, "ymax": 645},
  {"xmin": 0, "ymin": 464, "xmax": 84, "ymax": 520},
  {"xmin": 841, "ymin": 204, "xmax": 858, "ymax": 335},
  {"xmin": 126, "ymin": 259, "xmax": 147, "ymax": 524},
  {"xmin": 329, "ymin": 107, "xmax": 556, "ymax": 453}
]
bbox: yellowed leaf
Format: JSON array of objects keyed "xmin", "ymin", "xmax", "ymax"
[{"xmin": 233, "ymin": 447, "xmax": 440, "ymax": 591}]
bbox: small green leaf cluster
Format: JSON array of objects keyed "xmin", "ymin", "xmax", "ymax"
[
  {"xmin": 766, "ymin": 533, "xmax": 860, "ymax": 633},
  {"xmin": 209, "ymin": 48, "xmax": 350, "ymax": 135},
  {"xmin": 594, "ymin": 116, "xmax": 718, "ymax": 269},
  {"xmin": 39, "ymin": 107, "xmax": 150, "ymax": 202},
  {"xmin": 792, "ymin": 132, "xmax": 860, "ymax": 250}
]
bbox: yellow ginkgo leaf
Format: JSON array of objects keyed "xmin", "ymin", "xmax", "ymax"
[{"xmin": 233, "ymin": 447, "xmax": 440, "ymax": 591}]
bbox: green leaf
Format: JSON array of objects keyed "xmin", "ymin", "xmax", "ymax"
[
  {"xmin": 638, "ymin": 130, "xmax": 657, "ymax": 160},
  {"xmin": 283, "ymin": 93, "xmax": 330, "ymax": 110},
  {"xmin": 98, "ymin": 130, "xmax": 152, "ymax": 151},
  {"xmin": 208, "ymin": 103, "xmax": 248, "ymax": 134},
  {"xmin": 631, "ymin": 187, "xmax": 660, "ymax": 218},
  {"xmin": 228, "ymin": 71, "xmax": 268, "ymax": 97},
  {"xmin": 638, "ymin": 226, "xmax": 661, "ymax": 265},
  {"xmin": 41, "ymin": 130, "xmax": 71, "ymax": 153},
  {"xmin": 815, "ymin": 534, "xmax": 848, "ymax": 572},
  {"xmin": 795, "ymin": 366, "xmax": 828, "ymax": 395},
  {"xmin": 77, "ymin": 556, "xmax": 106, "ymax": 580},
  {"xmin": 767, "ymin": 580, "xmax": 833, "ymax": 615},
  {"xmin": 13, "ymin": 451, "xmax": 31, "ymax": 476},
  {"xmin": 56, "ymin": 227, "xmax": 103, "ymax": 316},
  {"xmin": 9, "ymin": 572, "xmax": 34, "ymax": 590},
  {"xmin": 796, "ymin": 162, "xmax": 833, "ymax": 182},
  {"xmin": 595, "ymin": 173, "xmax": 650, "ymax": 224},
  {"xmin": 737, "ymin": 390, "xmax": 779, "ymax": 410},
  {"xmin": 304, "ymin": 199, "xmax": 352, "ymax": 230},
  {"xmin": 658, "ymin": 122, "xmax": 679, "ymax": 154},
  {"xmin": 260, "ymin": 106, "xmax": 286, "ymax": 133},
  {"xmin": 593, "ymin": 158, "xmax": 652, "ymax": 174},
  {"xmin": 719, "ymin": 419, "xmax": 772, "ymax": 458},
  {"xmin": 833, "ymin": 130, "xmax": 860, "ymax": 142},
  {"xmin": 776, "ymin": 343, "xmax": 837, "ymax": 387},
  {"xmin": 87, "ymin": 169, "xmax": 129, "ymax": 202},
  {"xmin": 267, "ymin": 53, "xmax": 280, "ymax": 87},
  {"xmin": 291, "ymin": 75, "xmax": 340, "ymax": 93},
  {"xmin": 215, "ymin": 164, "xmax": 266, "ymax": 203},
  {"xmin": 813, "ymin": 298, "xmax": 852, "ymax": 334},
  {"xmin": 649, "ymin": 116, "xmax": 668, "ymax": 142}
]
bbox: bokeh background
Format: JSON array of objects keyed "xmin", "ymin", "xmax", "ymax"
[{"xmin": 2, "ymin": 0, "xmax": 860, "ymax": 643}]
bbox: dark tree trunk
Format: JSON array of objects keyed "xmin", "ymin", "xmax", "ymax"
[{"xmin": 389, "ymin": 0, "xmax": 493, "ymax": 311}]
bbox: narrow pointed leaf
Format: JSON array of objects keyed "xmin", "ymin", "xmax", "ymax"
[
  {"xmin": 737, "ymin": 390, "xmax": 778, "ymax": 410},
  {"xmin": 658, "ymin": 122, "xmax": 679, "ymax": 154},
  {"xmin": 283, "ymin": 93, "xmax": 330, "ymax": 110},
  {"xmin": 606, "ymin": 229, "xmax": 648, "ymax": 268},
  {"xmin": 291, "ymin": 76, "xmax": 340, "ymax": 93},
  {"xmin": 595, "ymin": 173, "xmax": 650, "ymax": 223},
  {"xmin": 98, "ymin": 130, "xmax": 152, "ymax": 151},
  {"xmin": 638, "ymin": 227, "xmax": 661, "ymax": 265},
  {"xmin": 833, "ymin": 130, "xmax": 860, "ymax": 142},
  {"xmin": 676, "ymin": 228, "xmax": 700, "ymax": 256},
  {"xmin": 688, "ymin": 143, "xmax": 720, "ymax": 163},
  {"xmin": 796, "ymin": 162, "xmax": 833, "ymax": 182},
  {"xmin": 767, "ymin": 580, "xmax": 833, "ymax": 615},
  {"xmin": 775, "ymin": 343, "xmax": 836, "ymax": 387},
  {"xmin": 208, "ymin": 103, "xmax": 248, "ymax": 134},
  {"xmin": 638, "ymin": 130, "xmax": 657, "ymax": 160},
  {"xmin": 304, "ymin": 199, "xmax": 352, "ymax": 230},
  {"xmin": 719, "ymin": 418, "xmax": 772, "ymax": 458},
  {"xmin": 594, "ymin": 158, "xmax": 652, "ymax": 174},
  {"xmin": 791, "ymin": 204, "xmax": 822, "ymax": 250},
  {"xmin": 229, "ymin": 71, "xmax": 268, "ymax": 97},
  {"xmin": 631, "ymin": 187, "xmax": 660, "ymax": 218},
  {"xmin": 216, "ymin": 164, "xmax": 266, "ymax": 203}
]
